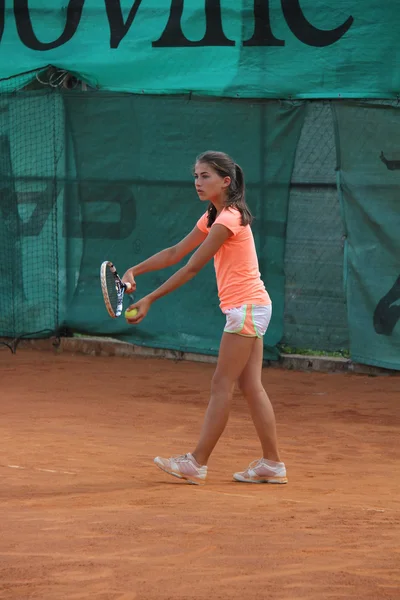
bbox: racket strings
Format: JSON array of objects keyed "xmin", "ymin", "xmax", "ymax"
[
  {"xmin": 100, "ymin": 261, "xmax": 126, "ymax": 318},
  {"xmin": 106, "ymin": 268, "xmax": 121, "ymax": 314}
]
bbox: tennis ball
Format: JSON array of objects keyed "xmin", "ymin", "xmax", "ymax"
[{"xmin": 125, "ymin": 307, "xmax": 138, "ymax": 319}]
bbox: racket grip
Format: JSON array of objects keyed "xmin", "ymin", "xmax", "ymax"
[{"xmin": 124, "ymin": 282, "xmax": 133, "ymax": 294}]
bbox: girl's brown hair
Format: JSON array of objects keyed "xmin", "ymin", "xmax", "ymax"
[{"xmin": 195, "ymin": 151, "xmax": 253, "ymax": 228}]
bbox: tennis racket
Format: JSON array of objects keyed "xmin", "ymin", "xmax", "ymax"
[{"xmin": 100, "ymin": 261, "xmax": 133, "ymax": 318}]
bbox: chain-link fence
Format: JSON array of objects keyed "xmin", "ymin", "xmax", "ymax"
[{"xmin": 283, "ymin": 102, "xmax": 348, "ymax": 353}]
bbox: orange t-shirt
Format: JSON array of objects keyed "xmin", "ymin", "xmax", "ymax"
[{"xmin": 196, "ymin": 208, "xmax": 271, "ymax": 311}]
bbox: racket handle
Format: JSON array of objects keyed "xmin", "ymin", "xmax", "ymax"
[{"xmin": 124, "ymin": 282, "xmax": 133, "ymax": 294}]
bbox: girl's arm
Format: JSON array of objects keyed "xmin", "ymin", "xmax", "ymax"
[
  {"xmin": 122, "ymin": 226, "xmax": 207, "ymax": 287},
  {"xmin": 126, "ymin": 224, "xmax": 231, "ymax": 323}
]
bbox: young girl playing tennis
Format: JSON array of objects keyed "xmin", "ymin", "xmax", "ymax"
[{"xmin": 122, "ymin": 151, "xmax": 287, "ymax": 486}]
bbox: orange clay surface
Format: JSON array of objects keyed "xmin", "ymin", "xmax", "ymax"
[{"xmin": 0, "ymin": 349, "xmax": 399, "ymax": 600}]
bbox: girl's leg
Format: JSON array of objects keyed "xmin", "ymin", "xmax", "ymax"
[
  {"xmin": 191, "ymin": 333, "xmax": 257, "ymax": 466},
  {"xmin": 238, "ymin": 337, "xmax": 281, "ymax": 462}
]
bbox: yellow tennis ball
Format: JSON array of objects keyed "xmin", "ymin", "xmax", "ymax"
[{"xmin": 125, "ymin": 307, "xmax": 138, "ymax": 319}]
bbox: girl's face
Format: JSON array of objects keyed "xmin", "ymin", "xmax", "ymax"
[{"xmin": 194, "ymin": 162, "xmax": 231, "ymax": 202}]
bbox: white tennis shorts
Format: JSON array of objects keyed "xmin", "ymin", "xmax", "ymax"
[{"xmin": 223, "ymin": 304, "xmax": 272, "ymax": 338}]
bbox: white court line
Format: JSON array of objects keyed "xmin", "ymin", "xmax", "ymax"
[
  {"xmin": 37, "ymin": 469, "xmax": 58, "ymax": 473},
  {"xmin": 5, "ymin": 464, "xmax": 76, "ymax": 475},
  {"xmin": 282, "ymin": 498, "xmax": 387, "ymax": 512}
]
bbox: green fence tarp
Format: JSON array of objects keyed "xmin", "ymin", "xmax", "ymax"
[
  {"xmin": 333, "ymin": 102, "xmax": 400, "ymax": 370},
  {"xmin": 63, "ymin": 93, "xmax": 306, "ymax": 358},
  {"xmin": 1, "ymin": 2, "xmax": 400, "ymax": 98},
  {"xmin": 1, "ymin": 91, "xmax": 399, "ymax": 370}
]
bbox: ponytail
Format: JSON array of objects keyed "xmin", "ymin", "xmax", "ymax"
[
  {"xmin": 235, "ymin": 163, "xmax": 244, "ymax": 192},
  {"xmin": 225, "ymin": 162, "xmax": 252, "ymax": 226}
]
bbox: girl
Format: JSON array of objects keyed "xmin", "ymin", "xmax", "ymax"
[{"xmin": 122, "ymin": 151, "xmax": 287, "ymax": 486}]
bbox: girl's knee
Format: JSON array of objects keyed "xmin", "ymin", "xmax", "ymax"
[
  {"xmin": 238, "ymin": 378, "xmax": 264, "ymax": 398},
  {"xmin": 211, "ymin": 372, "xmax": 235, "ymax": 395}
]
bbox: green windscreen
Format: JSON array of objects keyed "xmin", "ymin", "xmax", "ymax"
[
  {"xmin": 0, "ymin": 89, "xmax": 399, "ymax": 370},
  {"xmin": 333, "ymin": 102, "xmax": 400, "ymax": 370},
  {"xmin": 63, "ymin": 93, "xmax": 306, "ymax": 359}
]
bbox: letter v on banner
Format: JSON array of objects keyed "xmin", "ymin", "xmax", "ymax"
[{"xmin": 105, "ymin": 0, "xmax": 143, "ymax": 49}]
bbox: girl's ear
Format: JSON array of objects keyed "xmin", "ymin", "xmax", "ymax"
[{"xmin": 223, "ymin": 176, "xmax": 231, "ymax": 189}]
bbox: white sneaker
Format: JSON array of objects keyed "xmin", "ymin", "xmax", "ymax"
[
  {"xmin": 154, "ymin": 453, "xmax": 207, "ymax": 485},
  {"xmin": 233, "ymin": 458, "xmax": 288, "ymax": 484}
]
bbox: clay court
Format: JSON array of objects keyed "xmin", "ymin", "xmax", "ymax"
[{"xmin": 1, "ymin": 348, "xmax": 399, "ymax": 600}]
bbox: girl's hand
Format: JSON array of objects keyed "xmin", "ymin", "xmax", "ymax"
[
  {"xmin": 122, "ymin": 269, "xmax": 137, "ymax": 294},
  {"xmin": 125, "ymin": 296, "xmax": 152, "ymax": 325}
]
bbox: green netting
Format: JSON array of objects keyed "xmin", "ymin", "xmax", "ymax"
[
  {"xmin": 62, "ymin": 92, "xmax": 306, "ymax": 359},
  {"xmin": 0, "ymin": 88, "xmax": 63, "ymax": 341},
  {"xmin": 333, "ymin": 101, "xmax": 400, "ymax": 370},
  {"xmin": 0, "ymin": 84, "xmax": 306, "ymax": 358},
  {"xmin": 1, "ymin": 83, "xmax": 399, "ymax": 370}
]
